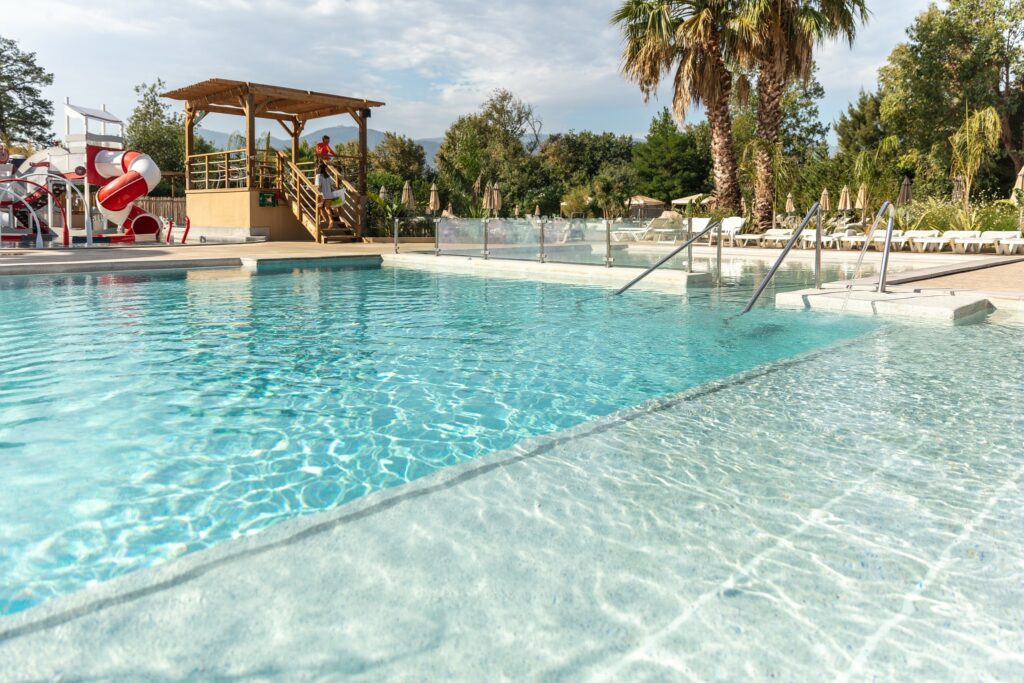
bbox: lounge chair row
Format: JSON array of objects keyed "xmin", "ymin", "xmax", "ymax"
[{"xmin": 732, "ymin": 225, "xmax": 1022, "ymax": 254}]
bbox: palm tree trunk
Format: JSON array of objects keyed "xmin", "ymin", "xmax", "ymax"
[
  {"xmin": 707, "ymin": 96, "xmax": 742, "ymax": 213},
  {"xmin": 704, "ymin": 30, "xmax": 741, "ymax": 214},
  {"xmin": 753, "ymin": 64, "xmax": 784, "ymax": 232}
]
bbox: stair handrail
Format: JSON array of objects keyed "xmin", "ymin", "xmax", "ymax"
[
  {"xmin": 278, "ymin": 150, "xmax": 359, "ymax": 237},
  {"xmin": 838, "ymin": 201, "xmax": 898, "ymax": 312},
  {"xmin": 613, "ymin": 219, "xmax": 721, "ymax": 295},
  {"xmin": 740, "ymin": 202, "xmax": 821, "ymax": 315}
]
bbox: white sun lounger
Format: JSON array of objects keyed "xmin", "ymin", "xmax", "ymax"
[
  {"xmin": 997, "ymin": 237, "xmax": 1024, "ymax": 255},
  {"xmin": 735, "ymin": 227, "xmax": 792, "ymax": 248},
  {"xmin": 954, "ymin": 230, "xmax": 1021, "ymax": 254},
  {"xmin": 707, "ymin": 216, "xmax": 745, "ymax": 247},
  {"xmin": 911, "ymin": 230, "xmax": 980, "ymax": 253},
  {"xmin": 611, "ymin": 220, "xmax": 653, "ymax": 242},
  {"xmin": 840, "ymin": 229, "xmax": 905, "ymax": 250}
]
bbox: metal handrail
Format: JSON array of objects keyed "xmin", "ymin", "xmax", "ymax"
[
  {"xmin": 0, "ymin": 186, "xmax": 45, "ymax": 248},
  {"xmin": 613, "ymin": 219, "xmax": 721, "ymax": 295},
  {"xmin": 838, "ymin": 201, "xmax": 898, "ymax": 312},
  {"xmin": 740, "ymin": 203, "xmax": 822, "ymax": 315},
  {"xmin": 875, "ymin": 203, "xmax": 898, "ymax": 293}
]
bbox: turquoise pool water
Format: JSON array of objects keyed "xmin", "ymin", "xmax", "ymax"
[{"xmin": 0, "ymin": 260, "xmax": 879, "ymax": 615}]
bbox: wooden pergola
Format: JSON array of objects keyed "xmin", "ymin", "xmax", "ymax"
[{"xmin": 162, "ymin": 78, "xmax": 385, "ymax": 233}]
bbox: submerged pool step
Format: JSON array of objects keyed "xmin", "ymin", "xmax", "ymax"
[{"xmin": 776, "ymin": 287, "xmax": 992, "ymax": 323}]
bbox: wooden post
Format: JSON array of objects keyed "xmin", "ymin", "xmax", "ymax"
[
  {"xmin": 243, "ymin": 92, "xmax": 256, "ymax": 190},
  {"xmin": 292, "ymin": 119, "xmax": 305, "ymax": 164},
  {"xmin": 184, "ymin": 105, "xmax": 196, "ymax": 191},
  {"xmin": 357, "ymin": 109, "xmax": 369, "ymax": 237}
]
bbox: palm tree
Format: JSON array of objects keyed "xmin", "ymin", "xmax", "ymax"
[
  {"xmin": 613, "ymin": 0, "xmax": 744, "ymax": 212},
  {"xmin": 742, "ymin": 0, "xmax": 867, "ymax": 230}
]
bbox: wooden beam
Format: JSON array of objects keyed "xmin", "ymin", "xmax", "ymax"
[
  {"xmin": 186, "ymin": 85, "xmax": 249, "ymax": 110},
  {"xmin": 184, "ymin": 105, "xmax": 196, "ymax": 191},
  {"xmin": 244, "ymin": 92, "xmax": 256, "ymax": 189},
  {"xmin": 191, "ymin": 103, "xmax": 294, "ymax": 122},
  {"xmin": 357, "ymin": 109, "xmax": 368, "ymax": 237},
  {"xmin": 295, "ymin": 105, "xmax": 355, "ymax": 123},
  {"xmin": 292, "ymin": 120, "xmax": 305, "ymax": 164},
  {"xmin": 244, "ymin": 82, "xmax": 385, "ymax": 109},
  {"xmin": 276, "ymin": 118, "xmax": 294, "ymax": 138}
]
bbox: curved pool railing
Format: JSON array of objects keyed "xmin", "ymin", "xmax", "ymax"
[
  {"xmin": 740, "ymin": 203, "xmax": 822, "ymax": 315},
  {"xmin": 613, "ymin": 219, "xmax": 721, "ymax": 295}
]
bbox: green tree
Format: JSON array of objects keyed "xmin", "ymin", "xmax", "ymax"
[
  {"xmin": 593, "ymin": 162, "xmax": 638, "ymax": 219},
  {"xmin": 613, "ymin": 0, "xmax": 744, "ymax": 211},
  {"xmin": 435, "ymin": 90, "xmax": 541, "ymax": 214},
  {"xmin": 632, "ymin": 109, "xmax": 713, "ymax": 202},
  {"xmin": 540, "ymin": 131, "xmax": 634, "ymax": 196},
  {"xmin": 877, "ymin": 0, "xmax": 1024, "ymax": 192},
  {"xmin": 950, "ymin": 106, "xmax": 1003, "ymax": 209},
  {"xmin": 0, "ymin": 35, "xmax": 54, "ymax": 147},
  {"xmin": 124, "ymin": 80, "xmax": 212, "ymax": 196},
  {"xmin": 371, "ymin": 132, "xmax": 426, "ymax": 180},
  {"xmin": 780, "ymin": 75, "xmax": 829, "ymax": 163},
  {"xmin": 836, "ymin": 90, "xmax": 887, "ymax": 155}
]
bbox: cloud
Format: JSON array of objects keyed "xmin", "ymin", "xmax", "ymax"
[{"xmin": 8, "ymin": 0, "xmax": 934, "ymax": 141}]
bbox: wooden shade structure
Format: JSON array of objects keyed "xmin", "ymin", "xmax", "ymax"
[{"xmin": 162, "ymin": 79, "xmax": 385, "ymax": 235}]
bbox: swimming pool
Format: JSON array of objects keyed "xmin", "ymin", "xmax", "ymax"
[{"xmin": 0, "ymin": 259, "xmax": 881, "ymax": 615}]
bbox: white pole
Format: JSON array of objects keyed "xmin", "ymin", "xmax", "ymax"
[
  {"xmin": 64, "ymin": 97, "xmax": 71, "ymax": 139},
  {"xmin": 101, "ymin": 104, "xmax": 108, "ymax": 137}
]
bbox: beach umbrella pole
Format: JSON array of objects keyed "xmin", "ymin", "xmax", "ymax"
[{"xmin": 394, "ymin": 217, "xmax": 399, "ymax": 254}]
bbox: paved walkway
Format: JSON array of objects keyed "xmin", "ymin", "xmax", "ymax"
[{"xmin": 908, "ymin": 261, "xmax": 1024, "ymax": 296}]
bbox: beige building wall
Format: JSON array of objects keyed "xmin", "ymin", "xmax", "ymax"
[{"xmin": 186, "ymin": 190, "xmax": 312, "ymax": 241}]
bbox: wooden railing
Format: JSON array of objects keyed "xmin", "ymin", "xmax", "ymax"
[
  {"xmin": 276, "ymin": 151, "xmax": 361, "ymax": 241},
  {"xmin": 136, "ymin": 197, "xmax": 187, "ymax": 223},
  {"xmin": 187, "ymin": 149, "xmax": 248, "ymax": 191}
]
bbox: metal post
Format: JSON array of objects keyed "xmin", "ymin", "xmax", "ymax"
[
  {"xmin": 539, "ymin": 219, "xmax": 546, "ymax": 263},
  {"xmin": 814, "ymin": 207, "xmax": 823, "ymax": 289},
  {"xmin": 605, "ymin": 219, "xmax": 612, "ymax": 267},
  {"xmin": 686, "ymin": 216, "xmax": 693, "ymax": 272},
  {"xmin": 393, "ymin": 218, "xmax": 399, "ymax": 254},
  {"xmin": 877, "ymin": 208, "xmax": 896, "ymax": 293},
  {"xmin": 434, "ymin": 218, "xmax": 439, "ymax": 256},
  {"xmin": 716, "ymin": 221, "xmax": 723, "ymax": 287},
  {"xmin": 483, "ymin": 217, "xmax": 489, "ymax": 259}
]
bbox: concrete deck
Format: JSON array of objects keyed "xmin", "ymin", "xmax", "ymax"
[{"xmin": 0, "ymin": 242, "xmax": 425, "ymax": 276}]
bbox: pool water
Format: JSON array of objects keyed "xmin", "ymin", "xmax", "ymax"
[{"xmin": 0, "ymin": 260, "xmax": 879, "ymax": 615}]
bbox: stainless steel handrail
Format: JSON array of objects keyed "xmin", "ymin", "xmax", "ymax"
[
  {"xmin": 875, "ymin": 203, "xmax": 898, "ymax": 293},
  {"xmin": 0, "ymin": 186, "xmax": 45, "ymax": 248},
  {"xmin": 740, "ymin": 203, "xmax": 822, "ymax": 315},
  {"xmin": 613, "ymin": 219, "xmax": 721, "ymax": 295}
]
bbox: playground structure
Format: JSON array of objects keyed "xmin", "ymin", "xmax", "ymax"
[
  {"xmin": 0, "ymin": 101, "xmax": 164, "ymax": 247},
  {"xmin": 161, "ymin": 79, "xmax": 384, "ymax": 243}
]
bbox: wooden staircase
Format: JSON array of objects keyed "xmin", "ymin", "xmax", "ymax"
[{"xmin": 277, "ymin": 151, "xmax": 361, "ymax": 243}]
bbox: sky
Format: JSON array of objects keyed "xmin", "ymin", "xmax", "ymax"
[{"xmin": 7, "ymin": 0, "xmax": 938, "ymax": 141}]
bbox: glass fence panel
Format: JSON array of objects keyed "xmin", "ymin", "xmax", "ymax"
[
  {"xmin": 482, "ymin": 218, "xmax": 541, "ymax": 261},
  {"xmin": 541, "ymin": 218, "xmax": 608, "ymax": 266},
  {"xmin": 437, "ymin": 217, "xmax": 486, "ymax": 256}
]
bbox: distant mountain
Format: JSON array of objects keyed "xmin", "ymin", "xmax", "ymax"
[{"xmin": 197, "ymin": 125, "xmax": 442, "ymax": 168}]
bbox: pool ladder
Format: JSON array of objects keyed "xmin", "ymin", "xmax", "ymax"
[{"xmin": 740, "ymin": 201, "xmax": 899, "ymax": 315}]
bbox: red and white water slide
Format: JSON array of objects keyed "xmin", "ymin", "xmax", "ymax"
[{"xmin": 90, "ymin": 148, "xmax": 162, "ymax": 236}]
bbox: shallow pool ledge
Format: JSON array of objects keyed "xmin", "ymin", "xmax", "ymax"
[
  {"xmin": 776, "ymin": 288, "xmax": 991, "ymax": 323},
  {"xmin": 239, "ymin": 254, "xmax": 382, "ymax": 273},
  {"xmin": 381, "ymin": 252, "xmax": 712, "ymax": 292}
]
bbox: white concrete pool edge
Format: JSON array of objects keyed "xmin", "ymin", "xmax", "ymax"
[{"xmin": 0, "ymin": 329, "xmax": 877, "ymax": 646}]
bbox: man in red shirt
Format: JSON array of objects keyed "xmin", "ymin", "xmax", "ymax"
[{"xmin": 315, "ymin": 135, "xmax": 335, "ymax": 161}]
